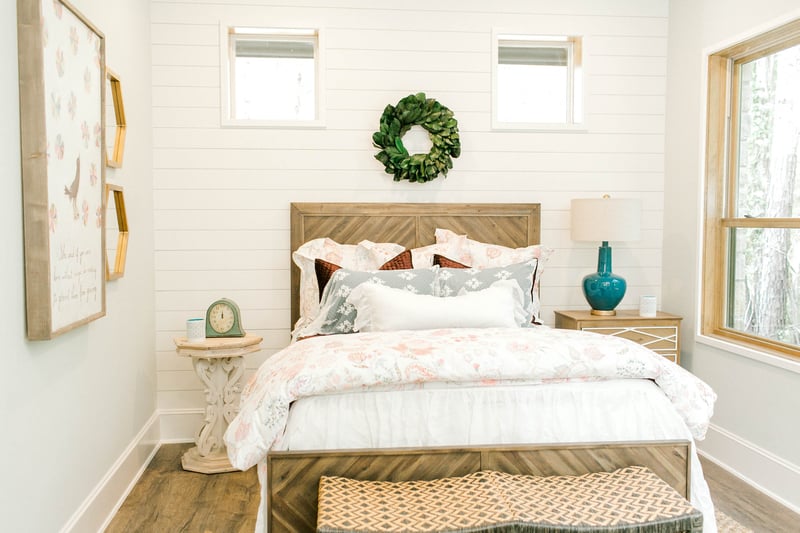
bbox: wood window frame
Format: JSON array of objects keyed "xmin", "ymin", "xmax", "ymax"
[{"xmin": 702, "ymin": 18, "xmax": 800, "ymax": 359}]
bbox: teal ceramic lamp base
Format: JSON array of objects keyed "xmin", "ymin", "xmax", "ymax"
[{"xmin": 582, "ymin": 241, "xmax": 626, "ymax": 315}]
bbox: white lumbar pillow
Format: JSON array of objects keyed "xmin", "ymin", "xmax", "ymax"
[{"xmin": 347, "ymin": 279, "xmax": 526, "ymax": 332}]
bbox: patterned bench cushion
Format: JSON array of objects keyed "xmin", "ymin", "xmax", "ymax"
[{"xmin": 316, "ymin": 466, "xmax": 703, "ymax": 533}]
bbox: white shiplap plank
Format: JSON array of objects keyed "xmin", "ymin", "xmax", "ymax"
[
  {"xmin": 154, "ymin": 228, "xmax": 289, "ymax": 251},
  {"xmin": 327, "ymin": 70, "xmax": 488, "ymax": 92},
  {"xmin": 152, "ymin": 107, "xmax": 219, "ymax": 128},
  {"xmin": 153, "ymin": 209, "xmax": 284, "ymax": 231},
  {"xmin": 152, "ymin": 65, "xmax": 220, "ymax": 88},
  {"xmin": 150, "ymin": 23, "xmax": 218, "ymax": 46},
  {"xmin": 588, "ymin": 36, "xmax": 668, "ymax": 57},
  {"xmin": 327, "ymin": 28, "xmax": 488, "ymax": 52},
  {"xmin": 152, "ymin": 86, "xmax": 219, "ymax": 108},
  {"xmin": 589, "ymin": 55, "xmax": 668, "ymax": 77},
  {"xmin": 151, "ymin": 44, "xmax": 219, "ymax": 67}
]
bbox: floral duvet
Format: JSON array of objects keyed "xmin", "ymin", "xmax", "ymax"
[{"xmin": 224, "ymin": 326, "xmax": 716, "ymax": 471}]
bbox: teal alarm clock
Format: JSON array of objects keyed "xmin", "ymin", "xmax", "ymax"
[{"xmin": 205, "ymin": 298, "xmax": 246, "ymax": 338}]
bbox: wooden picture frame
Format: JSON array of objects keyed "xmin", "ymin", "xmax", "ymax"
[
  {"xmin": 105, "ymin": 184, "xmax": 128, "ymax": 281},
  {"xmin": 105, "ymin": 68, "xmax": 126, "ymax": 167},
  {"xmin": 17, "ymin": 0, "xmax": 107, "ymax": 339}
]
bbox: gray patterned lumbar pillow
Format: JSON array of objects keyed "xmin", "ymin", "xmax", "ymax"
[
  {"xmin": 434, "ymin": 259, "xmax": 539, "ymax": 326},
  {"xmin": 298, "ymin": 267, "xmax": 438, "ymax": 336}
]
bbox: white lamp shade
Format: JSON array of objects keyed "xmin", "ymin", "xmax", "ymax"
[{"xmin": 571, "ymin": 198, "xmax": 642, "ymax": 242}]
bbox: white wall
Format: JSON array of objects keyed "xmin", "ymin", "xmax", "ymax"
[
  {"xmin": 0, "ymin": 1, "xmax": 156, "ymax": 531},
  {"xmin": 664, "ymin": 0, "xmax": 800, "ymax": 511},
  {"xmin": 152, "ymin": 0, "xmax": 672, "ymax": 433}
]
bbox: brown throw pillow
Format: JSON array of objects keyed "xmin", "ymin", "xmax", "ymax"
[
  {"xmin": 433, "ymin": 254, "xmax": 470, "ymax": 268},
  {"xmin": 380, "ymin": 249, "xmax": 413, "ymax": 270},
  {"xmin": 315, "ymin": 250, "xmax": 414, "ymax": 299}
]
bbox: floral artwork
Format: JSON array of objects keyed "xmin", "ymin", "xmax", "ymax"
[{"xmin": 17, "ymin": 0, "xmax": 106, "ymax": 339}]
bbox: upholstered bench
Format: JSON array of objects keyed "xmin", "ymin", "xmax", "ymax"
[{"xmin": 316, "ymin": 466, "xmax": 703, "ymax": 533}]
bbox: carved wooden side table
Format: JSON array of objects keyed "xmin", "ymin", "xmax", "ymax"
[{"xmin": 174, "ymin": 334, "xmax": 262, "ymax": 473}]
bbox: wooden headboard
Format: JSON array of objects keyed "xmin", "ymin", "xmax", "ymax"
[{"xmin": 289, "ymin": 202, "xmax": 541, "ymax": 327}]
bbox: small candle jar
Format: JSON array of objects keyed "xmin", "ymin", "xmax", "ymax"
[
  {"xmin": 639, "ymin": 296, "xmax": 657, "ymax": 318},
  {"xmin": 186, "ymin": 318, "xmax": 205, "ymax": 341}
]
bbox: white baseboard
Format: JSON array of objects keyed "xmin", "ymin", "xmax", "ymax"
[
  {"xmin": 698, "ymin": 423, "xmax": 800, "ymax": 514},
  {"xmin": 60, "ymin": 411, "xmax": 160, "ymax": 533},
  {"xmin": 159, "ymin": 407, "xmax": 204, "ymax": 442}
]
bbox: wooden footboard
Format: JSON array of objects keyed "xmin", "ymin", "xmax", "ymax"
[{"xmin": 266, "ymin": 440, "xmax": 691, "ymax": 533}]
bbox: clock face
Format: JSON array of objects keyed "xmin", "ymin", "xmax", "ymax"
[{"xmin": 208, "ymin": 302, "xmax": 235, "ymax": 334}]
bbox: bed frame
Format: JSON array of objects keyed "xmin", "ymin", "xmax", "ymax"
[{"xmin": 270, "ymin": 202, "xmax": 691, "ymax": 533}]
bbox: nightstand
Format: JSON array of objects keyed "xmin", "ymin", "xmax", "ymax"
[
  {"xmin": 174, "ymin": 334, "xmax": 263, "ymax": 473},
  {"xmin": 553, "ymin": 309, "xmax": 682, "ymax": 364}
]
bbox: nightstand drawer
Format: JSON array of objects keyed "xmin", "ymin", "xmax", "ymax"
[
  {"xmin": 554, "ymin": 309, "xmax": 682, "ymax": 364},
  {"xmin": 582, "ymin": 326, "xmax": 678, "ymax": 353}
]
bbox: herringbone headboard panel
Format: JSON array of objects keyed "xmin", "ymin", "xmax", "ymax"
[{"xmin": 289, "ymin": 202, "xmax": 541, "ymax": 327}]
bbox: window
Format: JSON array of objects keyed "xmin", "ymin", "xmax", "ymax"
[
  {"xmin": 703, "ymin": 19, "xmax": 800, "ymax": 358},
  {"xmin": 492, "ymin": 33, "xmax": 583, "ymax": 130},
  {"xmin": 221, "ymin": 26, "xmax": 323, "ymax": 127}
]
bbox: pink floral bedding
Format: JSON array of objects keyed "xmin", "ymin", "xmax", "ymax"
[{"xmin": 224, "ymin": 327, "xmax": 716, "ymax": 470}]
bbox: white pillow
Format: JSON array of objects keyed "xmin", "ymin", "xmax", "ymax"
[{"xmin": 347, "ymin": 280, "xmax": 526, "ymax": 332}]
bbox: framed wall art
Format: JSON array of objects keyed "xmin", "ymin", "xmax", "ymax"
[{"xmin": 17, "ymin": 0, "xmax": 107, "ymax": 340}]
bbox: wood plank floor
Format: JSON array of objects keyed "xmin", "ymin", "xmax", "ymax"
[{"xmin": 106, "ymin": 443, "xmax": 799, "ymax": 532}]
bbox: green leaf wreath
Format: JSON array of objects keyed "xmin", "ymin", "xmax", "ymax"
[{"xmin": 372, "ymin": 93, "xmax": 461, "ymax": 183}]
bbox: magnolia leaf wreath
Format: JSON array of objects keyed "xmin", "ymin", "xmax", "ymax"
[{"xmin": 372, "ymin": 93, "xmax": 461, "ymax": 183}]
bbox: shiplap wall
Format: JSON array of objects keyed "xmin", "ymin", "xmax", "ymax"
[{"xmin": 152, "ymin": 0, "xmax": 668, "ymax": 424}]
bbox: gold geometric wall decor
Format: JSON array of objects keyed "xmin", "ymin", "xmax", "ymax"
[
  {"xmin": 106, "ymin": 69, "xmax": 126, "ymax": 168},
  {"xmin": 105, "ymin": 184, "xmax": 129, "ymax": 281}
]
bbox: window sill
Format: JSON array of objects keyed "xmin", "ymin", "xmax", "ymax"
[
  {"xmin": 221, "ymin": 118, "xmax": 326, "ymax": 129},
  {"xmin": 491, "ymin": 121, "xmax": 588, "ymax": 133},
  {"xmin": 696, "ymin": 334, "xmax": 800, "ymax": 375}
]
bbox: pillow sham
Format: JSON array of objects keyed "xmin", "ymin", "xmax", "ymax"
[
  {"xmin": 295, "ymin": 266, "xmax": 438, "ymax": 337},
  {"xmin": 434, "ymin": 228, "xmax": 553, "ymax": 272},
  {"xmin": 292, "ymin": 238, "xmax": 406, "ymax": 329},
  {"xmin": 435, "ymin": 259, "xmax": 539, "ymax": 326},
  {"xmin": 409, "ymin": 237, "xmax": 471, "ymax": 268},
  {"xmin": 347, "ymin": 280, "xmax": 525, "ymax": 332},
  {"xmin": 314, "ymin": 250, "xmax": 413, "ymax": 298}
]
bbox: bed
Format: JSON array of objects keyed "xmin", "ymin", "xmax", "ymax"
[{"xmin": 224, "ymin": 202, "xmax": 717, "ymax": 533}]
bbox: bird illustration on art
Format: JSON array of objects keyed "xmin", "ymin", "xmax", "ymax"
[{"xmin": 64, "ymin": 155, "xmax": 80, "ymax": 220}]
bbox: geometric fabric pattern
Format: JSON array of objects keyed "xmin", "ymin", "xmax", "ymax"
[{"xmin": 317, "ymin": 466, "xmax": 703, "ymax": 533}]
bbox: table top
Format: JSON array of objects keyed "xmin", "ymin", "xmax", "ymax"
[
  {"xmin": 554, "ymin": 309, "xmax": 682, "ymax": 321},
  {"xmin": 174, "ymin": 333, "xmax": 263, "ymax": 358}
]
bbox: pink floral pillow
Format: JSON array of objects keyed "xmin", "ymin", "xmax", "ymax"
[
  {"xmin": 434, "ymin": 228, "xmax": 552, "ymax": 276},
  {"xmin": 409, "ymin": 234, "xmax": 471, "ymax": 267}
]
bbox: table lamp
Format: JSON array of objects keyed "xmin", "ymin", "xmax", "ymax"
[{"xmin": 571, "ymin": 196, "xmax": 642, "ymax": 315}]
